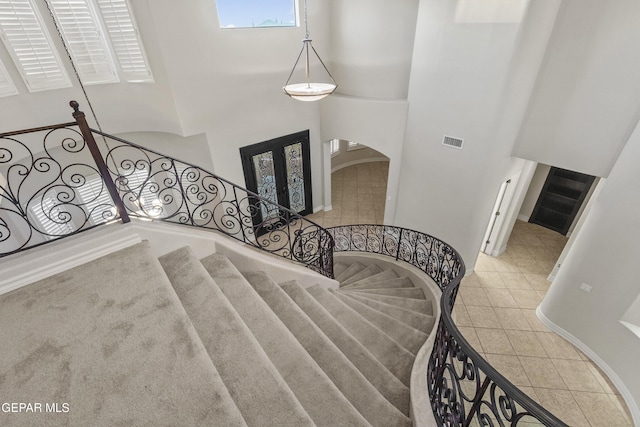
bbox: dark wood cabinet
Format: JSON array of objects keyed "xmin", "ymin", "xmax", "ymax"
[{"xmin": 530, "ymin": 167, "xmax": 595, "ymax": 235}]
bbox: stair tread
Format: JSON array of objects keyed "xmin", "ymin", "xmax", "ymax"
[
  {"xmin": 201, "ymin": 254, "xmax": 369, "ymax": 427},
  {"xmin": 335, "ymin": 262, "xmax": 367, "ymax": 282},
  {"xmin": 344, "ymin": 287, "xmax": 426, "ymax": 300},
  {"xmin": 341, "ymin": 264, "xmax": 383, "ymax": 285},
  {"xmin": 343, "ymin": 276, "xmax": 415, "ymax": 290},
  {"xmin": 333, "ymin": 262, "xmax": 350, "ymax": 278},
  {"xmin": 343, "ymin": 292, "xmax": 436, "ymax": 333},
  {"xmin": 307, "ymin": 285, "xmax": 415, "ymax": 386},
  {"xmin": 341, "ymin": 290, "xmax": 433, "ymax": 315},
  {"xmin": 280, "ymin": 280, "xmax": 411, "ymax": 415},
  {"xmin": 341, "ymin": 269, "xmax": 400, "ymax": 288},
  {"xmin": 334, "ymin": 290, "xmax": 428, "ymax": 355},
  {"xmin": 0, "ymin": 241, "xmax": 247, "ymax": 426},
  {"xmin": 159, "ymin": 247, "xmax": 312, "ymax": 427},
  {"xmin": 244, "ymin": 272, "xmax": 411, "ymax": 427}
]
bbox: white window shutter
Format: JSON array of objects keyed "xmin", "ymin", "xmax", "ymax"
[
  {"xmin": 48, "ymin": 0, "xmax": 119, "ymax": 84},
  {"xmin": 0, "ymin": 0, "xmax": 72, "ymax": 92},
  {"xmin": 96, "ymin": 0, "xmax": 153, "ymax": 82},
  {"xmin": 77, "ymin": 175, "xmax": 115, "ymax": 225},
  {"xmin": 0, "ymin": 57, "xmax": 17, "ymax": 97},
  {"xmin": 330, "ymin": 139, "xmax": 340, "ymax": 156},
  {"xmin": 29, "ymin": 194, "xmax": 76, "ymax": 239}
]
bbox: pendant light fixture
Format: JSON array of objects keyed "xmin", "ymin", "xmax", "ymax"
[{"xmin": 283, "ymin": 0, "xmax": 337, "ymax": 101}]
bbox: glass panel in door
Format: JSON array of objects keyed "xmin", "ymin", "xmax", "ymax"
[
  {"xmin": 284, "ymin": 142, "xmax": 306, "ymax": 214},
  {"xmin": 251, "ymin": 151, "xmax": 280, "ymax": 220}
]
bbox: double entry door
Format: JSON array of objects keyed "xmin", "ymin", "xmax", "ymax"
[{"xmin": 240, "ymin": 130, "xmax": 312, "ymax": 229}]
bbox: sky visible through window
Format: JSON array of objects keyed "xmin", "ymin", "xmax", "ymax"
[{"xmin": 216, "ymin": 0, "xmax": 297, "ymax": 28}]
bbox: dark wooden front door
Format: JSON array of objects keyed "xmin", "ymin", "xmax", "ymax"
[
  {"xmin": 240, "ymin": 130, "xmax": 313, "ymax": 229},
  {"xmin": 530, "ymin": 167, "xmax": 595, "ymax": 235}
]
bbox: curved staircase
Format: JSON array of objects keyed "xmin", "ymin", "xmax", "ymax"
[{"xmin": 0, "ymin": 241, "xmax": 438, "ymax": 426}]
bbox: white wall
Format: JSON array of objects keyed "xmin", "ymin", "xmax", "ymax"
[
  {"xmin": 144, "ymin": 0, "xmax": 327, "ymax": 204},
  {"xmin": 519, "ymin": 163, "xmax": 551, "ymax": 220},
  {"xmin": 0, "ymin": 0, "xmax": 328, "ymax": 209},
  {"xmin": 396, "ymin": 0, "xmax": 561, "ymax": 265},
  {"xmin": 0, "ymin": 0, "xmax": 182, "ymax": 135},
  {"xmin": 513, "ymin": 0, "xmax": 640, "ymax": 178},
  {"xmin": 115, "ymin": 131, "xmax": 214, "ymax": 172},
  {"xmin": 320, "ymin": 95, "xmax": 409, "ymax": 223},
  {"xmin": 539, "ymin": 115, "xmax": 640, "ymax": 424},
  {"xmin": 328, "ymin": 0, "xmax": 419, "ymax": 99}
]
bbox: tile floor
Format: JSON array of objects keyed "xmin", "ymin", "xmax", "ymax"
[
  {"xmin": 306, "ymin": 162, "xmax": 633, "ymax": 427},
  {"xmin": 305, "ymin": 161, "xmax": 389, "ymax": 228}
]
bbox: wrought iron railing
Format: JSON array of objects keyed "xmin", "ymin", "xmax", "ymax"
[
  {"xmin": 328, "ymin": 224, "xmax": 567, "ymax": 427},
  {"xmin": 0, "ymin": 101, "xmax": 333, "ymax": 277}
]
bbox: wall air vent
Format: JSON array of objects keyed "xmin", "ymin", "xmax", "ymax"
[{"xmin": 442, "ymin": 135, "xmax": 464, "ymax": 149}]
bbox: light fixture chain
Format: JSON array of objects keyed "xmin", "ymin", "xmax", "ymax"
[
  {"xmin": 303, "ymin": 0, "xmax": 309, "ymax": 39},
  {"xmin": 43, "ymin": 0, "xmax": 105, "ymax": 135}
]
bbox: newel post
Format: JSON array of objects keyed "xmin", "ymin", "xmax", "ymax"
[{"xmin": 70, "ymin": 100, "xmax": 130, "ymax": 224}]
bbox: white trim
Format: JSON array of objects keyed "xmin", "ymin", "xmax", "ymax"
[
  {"xmin": 313, "ymin": 205, "xmax": 324, "ymax": 213},
  {"xmin": 488, "ymin": 244, "xmax": 507, "ymax": 257},
  {"xmin": 331, "ymin": 157, "xmax": 389, "ymax": 173},
  {"xmin": 0, "ymin": 224, "xmax": 141, "ymax": 296},
  {"xmin": 517, "ymin": 214, "xmax": 530, "ymax": 222},
  {"xmin": 536, "ymin": 307, "xmax": 640, "ymax": 426},
  {"xmin": 619, "ymin": 321, "xmax": 640, "ymax": 340},
  {"xmin": 323, "ymin": 205, "xmax": 332, "ymax": 212}
]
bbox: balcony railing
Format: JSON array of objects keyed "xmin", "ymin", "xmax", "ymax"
[
  {"xmin": 328, "ymin": 224, "xmax": 568, "ymax": 427},
  {"xmin": 0, "ymin": 101, "xmax": 333, "ymax": 277},
  {"xmin": 0, "ymin": 101, "xmax": 568, "ymax": 426}
]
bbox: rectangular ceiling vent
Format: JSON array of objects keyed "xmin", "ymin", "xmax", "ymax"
[{"xmin": 442, "ymin": 135, "xmax": 464, "ymax": 149}]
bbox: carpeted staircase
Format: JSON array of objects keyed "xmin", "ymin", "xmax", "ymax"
[{"xmin": 0, "ymin": 241, "xmax": 436, "ymax": 426}]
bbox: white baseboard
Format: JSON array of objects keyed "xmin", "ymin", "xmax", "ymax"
[
  {"xmin": 517, "ymin": 214, "xmax": 530, "ymax": 222},
  {"xmin": 323, "ymin": 205, "xmax": 333, "ymax": 212},
  {"xmin": 313, "ymin": 205, "xmax": 324, "ymax": 213},
  {"xmin": 489, "ymin": 244, "xmax": 507, "ymax": 257},
  {"xmin": 536, "ymin": 307, "xmax": 640, "ymax": 426}
]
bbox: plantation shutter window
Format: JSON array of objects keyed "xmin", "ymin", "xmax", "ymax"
[
  {"xmin": 0, "ymin": 0, "xmax": 72, "ymax": 92},
  {"xmin": 77, "ymin": 175, "xmax": 116, "ymax": 225},
  {"xmin": 48, "ymin": 0, "xmax": 118, "ymax": 84},
  {"xmin": 29, "ymin": 193, "xmax": 76, "ymax": 239},
  {"xmin": 95, "ymin": 0, "xmax": 153, "ymax": 82}
]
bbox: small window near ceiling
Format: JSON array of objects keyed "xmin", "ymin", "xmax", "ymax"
[
  {"xmin": 330, "ymin": 139, "xmax": 340, "ymax": 157},
  {"xmin": 215, "ymin": 0, "xmax": 297, "ymax": 29},
  {"xmin": 347, "ymin": 141, "xmax": 365, "ymax": 151}
]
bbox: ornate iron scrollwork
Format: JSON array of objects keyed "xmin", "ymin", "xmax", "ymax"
[
  {"xmin": 327, "ymin": 224, "xmax": 567, "ymax": 427},
  {"xmin": 0, "ymin": 110, "xmax": 334, "ymax": 279},
  {"xmin": 94, "ymin": 131, "xmax": 334, "ymax": 278},
  {"xmin": 0, "ymin": 126, "xmax": 118, "ymax": 256}
]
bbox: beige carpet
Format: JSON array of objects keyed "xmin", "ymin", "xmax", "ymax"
[
  {"xmin": 0, "ymin": 241, "xmax": 244, "ymax": 427},
  {"xmin": 0, "ymin": 242, "xmax": 436, "ymax": 426}
]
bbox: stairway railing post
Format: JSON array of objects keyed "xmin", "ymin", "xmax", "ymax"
[
  {"xmin": 70, "ymin": 100, "xmax": 130, "ymax": 224},
  {"xmin": 396, "ymin": 228, "xmax": 403, "ymax": 261}
]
